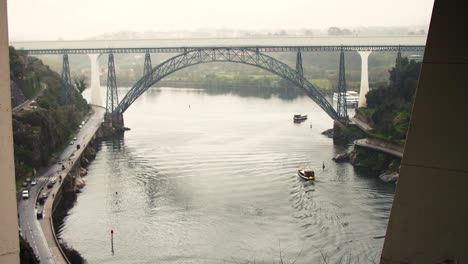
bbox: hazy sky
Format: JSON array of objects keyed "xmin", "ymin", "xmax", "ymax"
[{"xmin": 7, "ymin": 0, "xmax": 434, "ymax": 41}]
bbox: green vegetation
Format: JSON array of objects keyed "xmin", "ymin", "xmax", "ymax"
[
  {"xmin": 9, "ymin": 47, "xmax": 91, "ymax": 186},
  {"xmin": 9, "ymin": 47, "xmax": 42, "ymax": 99},
  {"xmin": 74, "ymin": 77, "xmax": 88, "ymax": 93},
  {"xmin": 357, "ymin": 57, "xmax": 421, "ymax": 145},
  {"xmin": 352, "ymin": 147, "xmax": 401, "ymax": 173}
]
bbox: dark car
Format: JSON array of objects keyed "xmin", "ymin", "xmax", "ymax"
[
  {"xmin": 47, "ymin": 181, "xmax": 54, "ymax": 188},
  {"xmin": 36, "ymin": 209, "xmax": 43, "ymax": 219},
  {"xmin": 38, "ymin": 192, "xmax": 49, "ymax": 204},
  {"xmin": 22, "ymin": 181, "xmax": 29, "ymax": 187}
]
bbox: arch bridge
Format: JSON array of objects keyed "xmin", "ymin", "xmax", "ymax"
[{"xmin": 20, "ymin": 44, "xmax": 425, "ymax": 122}]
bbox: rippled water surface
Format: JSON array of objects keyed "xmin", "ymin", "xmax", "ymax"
[{"xmin": 63, "ymin": 87, "xmax": 394, "ymax": 263}]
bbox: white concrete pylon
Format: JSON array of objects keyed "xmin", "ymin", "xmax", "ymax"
[
  {"xmin": 358, "ymin": 51, "xmax": 371, "ymax": 108},
  {"xmin": 0, "ymin": 0, "xmax": 20, "ymax": 262},
  {"xmin": 87, "ymin": 53, "xmax": 102, "ymax": 106}
]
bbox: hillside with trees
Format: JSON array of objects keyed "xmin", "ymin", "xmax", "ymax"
[
  {"xmin": 356, "ymin": 57, "xmax": 421, "ymax": 145},
  {"xmin": 9, "ymin": 47, "xmax": 90, "ymax": 186}
]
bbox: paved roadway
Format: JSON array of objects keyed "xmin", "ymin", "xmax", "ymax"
[
  {"xmin": 354, "ymin": 138, "xmax": 404, "ymax": 158},
  {"xmin": 13, "ymin": 83, "xmax": 46, "ymax": 113},
  {"xmin": 351, "ymin": 117, "xmax": 373, "ymax": 132},
  {"xmin": 17, "ymin": 106, "xmax": 105, "ymax": 263}
]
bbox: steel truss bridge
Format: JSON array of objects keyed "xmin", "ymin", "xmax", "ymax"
[
  {"xmin": 21, "ymin": 45, "xmax": 425, "ymax": 121},
  {"xmin": 22, "ymin": 45, "xmax": 424, "ymax": 55}
]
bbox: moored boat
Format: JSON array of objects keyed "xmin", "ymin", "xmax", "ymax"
[
  {"xmin": 293, "ymin": 114, "xmax": 308, "ymax": 123},
  {"xmin": 297, "ymin": 168, "xmax": 315, "ymax": 181},
  {"xmin": 333, "ymin": 91, "xmax": 359, "ymax": 108}
]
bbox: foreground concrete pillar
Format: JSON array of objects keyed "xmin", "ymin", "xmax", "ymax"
[
  {"xmin": 357, "ymin": 51, "xmax": 371, "ymax": 107},
  {"xmin": 0, "ymin": 0, "xmax": 20, "ymax": 263},
  {"xmin": 87, "ymin": 53, "xmax": 102, "ymax": 106},
  {"xmin": 381, "ymin": 1, "xmax": 468, "ymax": 263}
]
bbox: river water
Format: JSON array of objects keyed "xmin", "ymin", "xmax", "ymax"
[{"xmin": 62, "ymin": 87, "xmax": 394, "ymax": 264}]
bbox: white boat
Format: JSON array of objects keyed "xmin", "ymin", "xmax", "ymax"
[
  {"xmin": 297, "ymin": 168, "xmax": 315, "ymax": 181},
  {"xmin": 333, "ymin": 91, "xmax": 359, "ymax": 107}
]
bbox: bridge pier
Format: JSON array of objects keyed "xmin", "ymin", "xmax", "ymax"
[
  {"xmin": 106, "ymin": 52, "xmax": 118, "ymax": 113},
  {"xmin": 0, "ymin": 0, "xmax": 20, "ymax": 262},
  {"xmin": 103, "ymin": 112, "xmax": 125, "ymax": 134},
  {"xmin": 337, "ymin": 48, "xmax": 348, "ymax": 119},
  {"xmin": 357, "ymin": 51, "xmax": 371, "ymax": 107},
  {"xmin": 61, "ymin": 51, "xmax": 72, "ymax": 103},
  {"xmin": 144, "ymin": 49, "xmax": 152, "ymax": 76},
  {"xmin": 296, "ymin": 48, "xmax": 304, "ymax": 86},
  {"xmin": 382, "ymin": 1, "xmax": 468, "ymax": 262},
  {"xmin": 87, "ymin": 54, "xmax": 102, "ymax": 105}
]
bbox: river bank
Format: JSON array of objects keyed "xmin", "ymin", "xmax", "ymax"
[
  {"xmin": 331, "ymin": 122, "xmax": 403, "ymax": 183},
  {"xmin": 52, "ymin": 135, "xmax": 101, "ymax": 264}
]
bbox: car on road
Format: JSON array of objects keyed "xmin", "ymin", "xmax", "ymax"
[
  {"xmin": 73, "ymin": 137, "xmax": 77, "ymax": 141},
  {"xmin": 36, "ymin": 209, "xmax": 43, "ymax": 219},
  {"xmin": 31, "ymin": 180, "xmax": 37, "ymax": 186},
  {"xmin": 22, "ymin": 190, "xmax": 29, "ymax": 199},
  {"xmin": 69, "ymin": 141, "xmax": 74, "ymax": 145},
  {"xmin": 47, "ymin": 181, "xmax": 54, "ymax": 188},
  {"xmin": 26, "ymin": 177, "xmax": 31, "ymax": 182},
  {"xmin": 50, "ymin": 178, "xmax": 57, "ymax": 184},
  {"xmin": 22, "ymin": 181, "xmax": 29, "ymax": 187},
  {"xmin": 58, "ymin": 160, "xmax": 63, "ymax": 165},
  {"xmin": 39, "ymin": 192, "xmax": 49, "ymax": 204}
]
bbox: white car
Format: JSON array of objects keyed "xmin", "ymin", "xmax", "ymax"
[
  {"xmin": 31, "ymin": 180, "xmax": 37, "ymax": 186},
  {"xmin": 22, "ymin": 190, "xmax": 29, "ymax": 199},
  {"xmin": 69, "ymin": 141, "xmax": 74, "ymax": 145}
]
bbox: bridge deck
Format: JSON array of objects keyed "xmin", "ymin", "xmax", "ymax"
[{"xmin": 11, "ymin": 36, "xmax": 426, "ymax": 54}]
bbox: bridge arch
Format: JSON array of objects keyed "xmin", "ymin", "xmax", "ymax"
[{"xmin": 115, "ymin": 48, "xmax": 339, "ymax": 120}]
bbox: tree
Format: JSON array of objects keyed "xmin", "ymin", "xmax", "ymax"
[
  {"xmin": 9, "ymin": 46, "xmax": 25, "ymax": 81},
  {"xmin": 328, "ymin": 27, "xmax": 353, "ymax": 36},
  {"xmin": 388, "ymin": 57, "xmax": 421, "ymax": 101},
  {"xmin": 73, "ymin": 75, "xmax": 88, "ymax": 93}
]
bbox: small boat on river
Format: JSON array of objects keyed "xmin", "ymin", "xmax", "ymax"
[
  {"xmin": 293, "ymin": 114, "xmax": 308, "ymax": 123},
  {"xmin": 297, "ymin": 168, "xmax": 315, "ymax": 181}
]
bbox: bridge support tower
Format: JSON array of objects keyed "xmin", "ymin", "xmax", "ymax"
[
  {"xmin": 0, "ymin": 0, "xmax": 20, "ymax": 262},
  {"xmin": 105, "ymin": 52, "xmax": 125, "ymax": 130},
  {"xmin": 358, "ymin": 51, "xmax": 371, "ymax": 108},
  {"xmin": 382, "ymin": 1, "xmax": 468, "ymax": 262},
  {"xmin": 143, "ymin": 49, "xmax": 153, "ymax": 88},
  {"xmin": 144, "ymin": 49, "xmax": 152, "ymax": 76},
  {"xmin": 61, "ymin": 51, "xmax": 73, "ymax": 103},
  {"xmin": 87, "ymin": 54, "xmax": 102, "ymax": 105},
  {"xmin": 296, "ymin": 48, "xmax": 304, "ymax": 86},
  {"xmin": 337, "ymin": 48, "xmax": 348, "ymax": 119}
]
